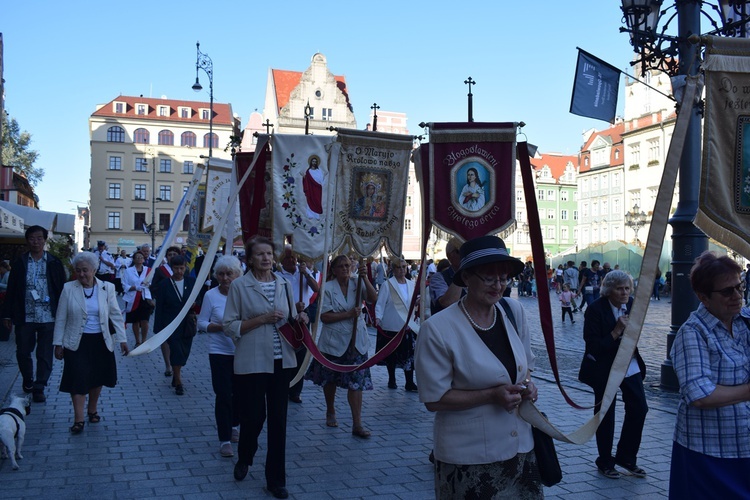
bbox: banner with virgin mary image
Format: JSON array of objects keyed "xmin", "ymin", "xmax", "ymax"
[
  {"xmin": 271, "ymin": 134, "xmax": 338, "ymax": 261},
  {"xmin": 419, "ymin": 122, "xmax": 517, "ymax": 241},
  {"xmin": 331, "ymin": 129, "xmax": 415, "ymax": 257},
  {"xmin": 697, "ymin": 36, "xmax": 750, "ymax": 258}
]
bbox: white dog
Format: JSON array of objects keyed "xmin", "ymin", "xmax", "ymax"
[{"xmin": 0, "ymin": 395, "xmax": 31, "ymax": 470}]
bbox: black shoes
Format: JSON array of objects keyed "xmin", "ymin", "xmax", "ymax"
[
  {"xmin": 405, "ymin": 383, "xmax": 419, "ymax": 392},
  {"xmin": 387, "ymin": 381, "xmax": 397, "ymax": 389},
  {"xmin": 32, "ymin": 392, "xmax": 46, "ymax": 403},
  {"xmin": 267, "ymin": 486, "xmax": 289, "ymax": 499},
  {"xmin": 175, "ymin": 385, "xmax": 184, "ymax": 396},
  {"xmin": 233, "ymin": 461, "xmax": 248, "ymax": 481},
  {"xmin": 288, "ymin": 394, "xmax": 302, "ymax": 404},
  {"xmin": 598, "ymin": 465, "xmax": 621, "ymax": 479}
]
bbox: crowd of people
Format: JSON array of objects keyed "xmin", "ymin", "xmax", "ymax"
[{"xmin": 2, "ymin": 226, "xmax": 749, "ymax": 498}]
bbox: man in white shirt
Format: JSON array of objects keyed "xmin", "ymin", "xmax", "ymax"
[
  {"xmin": 94, "ymin": 241, "xmax": 116, "ymax": 283},
  {"xmin": 114, "ymin": 249, "xmax": 131, "ymax": 295}
]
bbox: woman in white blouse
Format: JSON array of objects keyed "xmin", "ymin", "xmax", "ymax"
[
  {"xmin": 197, "ymin": 255, "xmax": 243, "ymax": 459},
  {"xmin": 53, "ymin": 252, "xmax": 128, "ymax": 435}
]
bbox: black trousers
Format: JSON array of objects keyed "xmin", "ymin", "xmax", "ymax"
[
  {"xmin": 209, "ymin": 353, "xmax": 240, "ymax": 442},
  {"xmin": 15, "ymin": 322, "xmax": 54, "ymax": 392},
  {"xmin": 593, "ymin": 372, "xmax": 648, "ymax": 469},
  {"xmin": 288, "ymin": 348, "xmax": 306, "ymax": 399},
  {"xmin": 235, "ymin": 360, "xmax": 294, "ymax": 489}
]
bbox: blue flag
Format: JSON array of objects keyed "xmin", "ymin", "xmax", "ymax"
[{"xmin": 570, "ymin": 49, "xmax": 620, "ymax": 123}]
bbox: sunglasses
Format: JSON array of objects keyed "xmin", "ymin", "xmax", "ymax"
[{"xmin": 711, "ymin": 282, "xmax": 746, "ymax": 298}]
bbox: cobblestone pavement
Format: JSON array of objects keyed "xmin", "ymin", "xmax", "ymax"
[{"xmin": 0, "ymin": 290, "xmax": 682, "ymax": 499}]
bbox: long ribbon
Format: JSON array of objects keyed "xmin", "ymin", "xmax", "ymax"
[{"xmin": 519, "ymin": 75, "xmax": 701, "ymax": 442}]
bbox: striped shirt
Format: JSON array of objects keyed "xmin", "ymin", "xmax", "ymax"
[
  {"xmin": 671, "ymin": 304, "xmax": 750, "ymax": 458},
  {"xmin": 259, "ymin": 281, "xmax": 282, "ymax": 359}
]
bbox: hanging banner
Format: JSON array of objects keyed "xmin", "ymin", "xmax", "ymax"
[
  {"xmin": 419, "ymin": 122, "xmax": 516, "ymax": 241},
  {"xmin": 271, "ymin": 135, "xmax": 338, "ymax": 261},
  {"xmin": 236, "ymin": 138, "xmax": 272, "ymax": 242},
  {"xmin": 202, "ymin": 158, "xmax": 242, "ymax": 243},
  {"xmin": 569, "ymin": 48, "xmax": 621, "ymax": 123},
  {"xmin": 697, "ymin": 36, "xmax": 750, "ymax": 258},
  {"xmin": 331, "ymin": 129, "xmax": 414, "ymax": 257}
]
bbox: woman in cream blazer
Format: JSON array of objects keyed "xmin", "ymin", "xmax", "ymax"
[
  {"xmin": 53, "ymin": 252, "xmax": 128, "ymax": 435},
  {"xmin": 222, "ymin": 237, "xmax": 304, "ymax": 498}
]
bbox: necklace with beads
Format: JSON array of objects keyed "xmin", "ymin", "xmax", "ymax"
[
  {"xmin": 83, "ymin": 286, "xmax": 95, "ymax": 299},
  {"xmin": 459, "ymin": 297, "xmax": 496, "ymax": 332}
]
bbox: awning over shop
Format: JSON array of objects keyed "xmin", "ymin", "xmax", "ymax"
[
  {"xmin": 0, "ymin": 201, "xmax": 76, "ymax": 235},
  {"xmin": 0, "ymin": 205, "xmax": 24, "ymax": 235}
]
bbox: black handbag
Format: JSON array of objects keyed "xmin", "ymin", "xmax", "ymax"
[{"xmin": 532, "ymin": 425, "xmax": 562, "ymax": 487}]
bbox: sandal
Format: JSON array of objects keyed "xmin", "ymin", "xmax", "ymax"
[
  {"xmin": 352, "ymin": 426, "xmax": 371, "ymax": 439},
  {"xmin": 325, "ymin": 413, "xmax": 338, "ymax": 428},
  {"xmin": 87, "ymin": 412, "xmax": 101, "ymax": 423},
  {"xmin": 70, "ymin": 421, "xmax": 85, "ymax": 434}
]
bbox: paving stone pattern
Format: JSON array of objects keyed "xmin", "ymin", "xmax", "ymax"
[{"xmin": 0, "ymin": 291, "xmax": 679, "ymax": 498}]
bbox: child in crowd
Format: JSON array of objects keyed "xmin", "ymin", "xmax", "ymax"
[
  {"xmin": 559, "ymin": 283, "xmax": 575, "ymax": 324},
  {"xmin": 530, "ymin": 277, "xmax": 537, "ymax": 298}
]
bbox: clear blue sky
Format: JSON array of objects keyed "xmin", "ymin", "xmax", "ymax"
[{"xmin": 2, "ymin": 1, "xmax": 636, "ymax": 214}]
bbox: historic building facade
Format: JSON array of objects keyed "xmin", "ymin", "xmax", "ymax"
[{"xmin": 89, "ymin": 95, "xmax": 237, "ymax": 252}]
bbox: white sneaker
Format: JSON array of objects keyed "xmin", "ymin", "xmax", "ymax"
[
  {"xmin": 231, "ymin": 428, "xmax": 240, "ymax": 443},
  {"xmin": 220, "ymin": 443, "xmax": 234, "ymax": 457}
]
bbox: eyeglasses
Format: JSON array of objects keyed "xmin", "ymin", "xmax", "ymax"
[
  {"xmin": 711, "ymin": 282, "xmax": 746, "ymax": 298},
  {"xmin": 470, "ymin": 271, "xmax": 508, "ymax": 287}
]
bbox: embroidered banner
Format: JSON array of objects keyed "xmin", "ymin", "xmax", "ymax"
[
  {"xmin": 202, "ymin": 158, "xmax": 242, "ymax": 244},
  {"xmin": 697, "ymin": 36, "xmax": 750, "ymax": 258},
  {"xmin": 331, "ymin": 129, "xmax": 414, "ymax": 257},
  {"xmin": 271, "ymin": 135, "xmax": 338, "ymax": 261},
  {"xmin": 569, "ymin": 49, "xmax": 620, "ymax": 123},
  {"xmin": 418, "ymin": 122, "xmax": 516, "ymax": 241},
  {"xmin": 236, "ymin": 138, "xmax": 272, "ymax": 242}
]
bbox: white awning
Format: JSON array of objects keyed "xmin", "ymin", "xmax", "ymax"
[
  {"xmin": 0, "ymin": 205, "xmax": 24, "ymax": 235},
  {"xmin": 0, "ymin": 201, "xmax": 75, "ymax": 235}
]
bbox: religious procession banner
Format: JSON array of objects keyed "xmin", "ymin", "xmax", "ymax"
[
  {"xmin": 698, "ymin": 36, "xmax": 750, "ymax": 258},
  {"xmin": 202, "ymin": 157, "xmax": 242, "ymax": 244},
  {"xmin": 271, "ymin": 135, "xmax": 338, "ymax": 261},
  {"xmin": 331, "ymin": 129, "xmax": 414, "ymax": 257},
  {"xmin": 417, "ymin": 122, "xmax": 517, "ymax": 241},
  {"xmin": 236, "ymin": 137, "xmax": 272, "ymax": 242}
]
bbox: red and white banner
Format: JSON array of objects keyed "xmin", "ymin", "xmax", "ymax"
[{"xmin": 416, "ymin": 122, "xmax": 517, "ymax": 241}]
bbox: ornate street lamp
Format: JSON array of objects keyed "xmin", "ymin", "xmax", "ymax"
[
  {"xmin": 192, "ymin": 41, "xmax": 214, "ymax": 176},
  {"xmin": 304, "ymin": 100, "xmax": 312, "ymax": 135},
  {"xmin": 624, "ymin": 203, "xmax": 649, "ymax": 244},
  {"xmin": 619, "ymin": 0, "xmax": 750, "ymax": 390}
]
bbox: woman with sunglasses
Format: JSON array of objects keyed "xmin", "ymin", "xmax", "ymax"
[
  {"xmin": 669, "ymin": 252, "xmax": 750, "ymax": 498},
  {"xmin": 415, "ymin": 236, "xmax": 541, "ymax": 498}
]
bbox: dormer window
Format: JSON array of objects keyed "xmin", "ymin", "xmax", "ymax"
[
  {"xmin": 136, "ymin": 103, "xmax": 148, "ymax": 116},
  {"xmin": 200, "ymin": 108, "xmax": 211, "ymax": 120},
  {"xmin": 158, "ymin": 105, "xmax": 170, "ymax": 117},
  {"xmin": 179, "ymin": 107, "xmax": 191, "ymax": 119},
  {"xmin": 113, "ymin": 101, "xmax": 125, "ymax": 114}
]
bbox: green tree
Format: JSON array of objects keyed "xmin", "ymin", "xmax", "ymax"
[{"xmin": 1, "ymin": 111, "xmax": 43, "ymax": 186}]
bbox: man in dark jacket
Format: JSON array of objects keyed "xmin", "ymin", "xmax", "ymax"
[{"xmin": 2, "ymin": 225, "xmax": 67, "ymax": 402}]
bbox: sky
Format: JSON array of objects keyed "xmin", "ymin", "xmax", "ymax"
[{"xmin": 1, "ymin": 1, "xmax": 638, "ymax": 214}]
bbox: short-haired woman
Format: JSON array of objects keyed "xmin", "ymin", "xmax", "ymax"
[
  {"xmin": 669, "ymin": 252, "xmax": 750, "ymax": 497},
  {"xmin": 53, "ymin": 252, "xmax": 129, "ymax": 434}
]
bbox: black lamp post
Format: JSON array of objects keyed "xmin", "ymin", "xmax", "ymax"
[
  {"xmin": 619, "ymin": 0, "xmax": 750, "ymax": 390},
  {"xmin": 192, "ymin": 41, "xmax": 214, "ymax": 176},
  {"xmin": 304, "ymin": 100, "xmax": 312, "ymax": 135},
  {"xmin": 624, "ymin": 203, "xmax": 649, "ymax": 244}
]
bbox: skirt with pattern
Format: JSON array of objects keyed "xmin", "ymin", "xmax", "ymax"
[
  {"xmin": 435, "ymin": 452, "xmax": 543, "ymax": 499},
  {"xmin": 305, "ymin": 349, "xmax": 373, "ymax": 391}
]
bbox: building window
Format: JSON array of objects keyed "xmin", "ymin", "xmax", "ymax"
[
  {"xmin": 108, "ymin": 183, "xmax": 121, "ymax": 199},
  {"xmin": 114, "ymin": 102, "xmax": 124, "ymax": 113},
  {"xmin": 136, "ymin": 104, "xmax": 147, "ymax": 115},
  {"xmin": 308, "ymin": 107, "xmax": 314, "ymax": 119},
  {"xmin": 613, "ymin": 172, "xmax": 621, "ymax": 187},
  {"xmin": 180, "ymin": 107, "xmax": 191, "ymax": 119},
  {"xmin": 602, "ymin": 199, "xmax": 609, "ymax": 216},
  {"xmin": 134, "ymin": 128, "xmax": 150, "ymax": 144},
  {"xmin": 158, "ymin": 130, "xmax": 174, "ymax": 146},
  {"xmin": 107, "ymin": 126, "xmax": 124, "ymax": 142},
  {"xmin": 201, "ymin": 109, "xmax": 210, "ymax": 120},
  {"xmin": 183, "ymin": 161, "xmax": 194, "ymax": 174},
  {"xmin": 134, "ymin": 184, "xmax": 146, "ymax": 200},
  {"xmin": 159, "ymin": 213, "xmax": 170, "ymax": 231},
  {"xmin": 404, "ymin": 219, "xmax": 412, "ymax": 230},
  {"xmin": 181, "ymin": 131, "xmax": 196, "ymax": 147},
  {"xmin": 547, "ymin": 210, "xmax": 555, "ymax": 219},
  {"xmin": 135, "ymin": 158, "xmax": 148, "ymax": 172},
  {"xmin": 547, "ymin": 227, "xmax": 555, "ymax": 240},
  {"xmin": 158, "ymin": 106, "xmax": 169, "ymax": 117},
  {"xmin": 537, "ymin": 189, "xmax": 545, "ymax": 200},
  {"xmin": 322, "ymin": 108, "xmax": 333, "ymax": 121},
  {"xmin": 134, "ymin": 212, "xmax": 146, "ymax": 231},
  {"xmin": 109, "ymin": 156, "xmax": 122, "ymax": 171},
  {"xmin": 648, "ymin": 139, "xmax": 660, "ymax": 162},
  {"xmin": 203, "ymin": 133, "xmax": 218, "ymax": 149},
  {"xmin": 629, "ymin": 143, "xmax": 641, "ymax": 165},
  {"xmin": 406, "ymin": 196, "xmax": 412, "ymax": 207},
  {"xmin": 561, "ymin": 227, "xmax": 569, "ymax": 241},
  {"xmin": 561, "ymin": 209, "xmax": 568, "ymax": 220},
  {"xmin": 159, "ymin": 159, "xmax": 172, "ymax": 173},
  {"xmin": 107, "ymin": 211, "xmax": 121, "ymax": 230},
  {"xmin": 516, "ymin": 189, "xmax": 523, "ymax": 201},
  {"xmin": 159, "ymin": 185, "xmax": 172, "ymax": 201},
  {"xmin": 182, "ymin": 214, "xmax": 190, "ymax": 231},
  {"xmin": 561, "ymin": 191, "xmax": 568, "ymax": 201},
  {"xmin": 574, "ymin": 210, "xmax": 579, "ymax": 220},
  {"xmin": 547, "ymin": 190, "xmax": 555, "ymax": 200}
]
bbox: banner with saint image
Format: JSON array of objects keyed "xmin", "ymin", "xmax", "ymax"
[{"xmin": 331, "ymin": 129, "xmax": 414, "ymax": 257}]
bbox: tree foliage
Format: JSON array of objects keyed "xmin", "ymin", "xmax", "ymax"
[{"xmin": 1, "ymin": 111, "xmax": 43, "ymax": 186}]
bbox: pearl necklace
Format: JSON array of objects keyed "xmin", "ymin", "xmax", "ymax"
[{"xmin": 459, "ymin": 298, "xmax": 497, "ymax": 332}]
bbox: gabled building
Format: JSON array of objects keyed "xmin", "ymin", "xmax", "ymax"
[
  {"xmin": 578, "ymin": 122, "xmax": 626, "ymax": 248},
  {"xmin": 262, "ymin": 53, "xmax": 357, "ymax": 135},
  {"xmin": 89, "ymin": 95, "xmax": 237, "ymax": 252}
]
